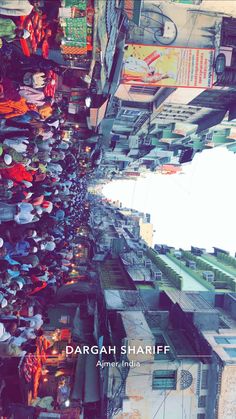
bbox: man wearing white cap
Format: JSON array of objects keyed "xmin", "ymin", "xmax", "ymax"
[
  {"xmin": 0, "ymin": 322, "xmax": 11, "ymax": 342},
  {"xmin": 21, "ymin": 314, "xmax": 43, "ymax": 330},
  {"xmin": 40, "ymin": 241, "xmax": 56, "ymax": 252},
  {"xmin": 4, "ymin": 280, "xmax": 23, "ymax": 297},
  {"xmin": 0, "ymin": 292, "xmax": 7, "ymax": 309},
  {"xmin": 3, "ymin": 138, "xmax": 30, "ymax": 154}
]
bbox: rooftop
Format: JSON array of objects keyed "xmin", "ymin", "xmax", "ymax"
[
  {"xmin": 99, "ymin": 257, "xmax": 136, "ymax": 290},
  {"xmin": 126, "ymin": 266, "xmax": 153, "ymax": 283},
  {"xmin": 164, "ymin": 290, "xmax": 217, "ymax": 313},
  {"xmin": 104, "ymin": 290, "xmax": 145, "ymax": 311},
  {"xmin": 120, "ymin": 311, "xmax": 154, "ymax": 340}
]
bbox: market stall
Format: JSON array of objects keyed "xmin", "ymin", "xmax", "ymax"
[
  {"xmin": 59, "ymin": 0, "xmax": 94, "ymax": 64},
  {"xmin": 19, "ymin": 10, "xmax": 52, "ymax": 57}
]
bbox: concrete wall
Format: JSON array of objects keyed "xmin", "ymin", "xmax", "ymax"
[
  {"xmin": 223, "ymin": 294, "xmax": 236, "ymax": 321},
  {"xmin": 128, "ymin": 1, "xmax": 220, "ymax": 48},
  {"xmin": 218, "ymin": 365, "xmax": 236, "ymax": 419},
  {"xmin": 114, "ymin": 358, "xmax": 199, "ymax": 419}
]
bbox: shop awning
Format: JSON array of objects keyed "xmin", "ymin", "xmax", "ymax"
[
  {"xmin": 90, "ymin": 99, "xmax": 108, "ymax": 128},
  {"xmin": 71, "ymin": 351, "xmax": 100, "ymax": 403}
]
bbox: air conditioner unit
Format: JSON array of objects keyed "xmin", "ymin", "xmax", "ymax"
[
  {"xmin": 155, "ymin": 271, "xmax": 162, "ymax": 280},
  {"xmin": 145, "ymin": 260, "xmax": 152, "ymax": 267}
]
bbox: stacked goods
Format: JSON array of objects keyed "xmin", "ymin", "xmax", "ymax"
[
  {"xmin": 60, "ymin": 0, "xmax": 94, "ymax": 55},
  {"xmin": 61, "ymin": 45, "xmax": 87, "ymax": 55},
  {"xmin": 23, "ymin": 12, "xmax": 44, "ymax": 53},
  {"xmin": 41, "ymin": 38, "xmax": 49, "ymax": 59},
  {"xmin": 65, "ymin": 17, "xmax": 87, "ymax": 47},
  {"xmin": 20, "ymin": 11, "xmax": 51, "ymax": 57},
  {"xmin": 44, "ymin": 70, "xmax": 57, "ymax": 98},
  {"xmin": 65, "ymin": 0, "xmax": 87, "ymax": 8}
]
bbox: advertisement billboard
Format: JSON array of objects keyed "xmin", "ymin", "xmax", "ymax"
[{"xmin": 121, "ymin": 44, "xmax": 215, "ymax": 88}]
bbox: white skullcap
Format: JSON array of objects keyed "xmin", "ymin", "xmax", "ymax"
[
  {"xmin": 4, "ymin": 154, "xmax": 12, "ymax": 165},
  {"xmin": 15, "ymin": 281, "xmax": 23, "ymax": 290},
  {"xmin": 22, "ymin": 29, "xmax": 31, "ymax": 39}
]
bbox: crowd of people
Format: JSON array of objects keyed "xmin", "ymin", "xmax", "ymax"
[{"xmin": 0, "ymin": 0, "xmax": 92, "ymax": 405}]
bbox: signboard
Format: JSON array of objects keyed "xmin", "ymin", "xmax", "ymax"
[
  {"xmin": 123, "ymin": 0, "xmax": 142, "ymax": 25},
  {"xmin": 121, "ymin": 44, "xmax": 215, "ymax": 88}
]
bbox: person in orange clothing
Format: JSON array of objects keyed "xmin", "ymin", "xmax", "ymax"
[
  {"xmin": 0, "ymin": 162, "xmax": 35, "ymax": 183},
  {"xmin": 0, "ymin": 97, "xmax": 29, "ymax": 119}
]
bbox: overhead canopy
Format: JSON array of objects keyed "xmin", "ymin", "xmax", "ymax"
[
  {"xmin": 71, "ymin": 351, "xmax": 100, "ymax": 403},
  {"xmin": 90, "ymin": 99, "xmax": 108, "ymax": 128}
]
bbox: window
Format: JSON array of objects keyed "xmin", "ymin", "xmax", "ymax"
[
  {"xmin": 219, "ymin": 319, "xmax": 230, "ymax": 329},
  {"xmin": 152, "ymin": 370, "xmax": 176, "ymax": 390},
  {"xmin": 215, "ymin": 336, "xmax": 236, "ymax": 345},
  {"xmin": 198, "ymin": 395, "xmax": 207, "ymax": 408},
  {"xmin": 119, "ymin": 109, "xmax": 141, "ymax": 116},
  {"xmin": 155, "ymin": 271, "xmax": 162, "ymax": 280},
  {"xmin": 145, "ymin": 260, "xmax": 152, "ymax": 267},
  {"xmin": 142, "ymin": 136, "xmax": 151, "ymax": 146},
  {"xmin": 117, "ymin": 109, "xmax": 141, "ymax": 123},
  {"xmin": 205, "ymin": 132, "xmax": 213, "ymax": 141},
  {"xmin": 224, "ymin": 348, "xmax": 236, "ymax": 357},
  {"xmin": 201, "ymin": 370, "xmax": 208, "ymax": 390},
  {"xmin": 130, "ymin": 85, "xmax": 159, "ymax": 95}
]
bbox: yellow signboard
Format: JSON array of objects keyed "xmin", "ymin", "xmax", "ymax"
[{"xmin": 122, "ymin": 44, "xmax": 215, "ymax": 88}]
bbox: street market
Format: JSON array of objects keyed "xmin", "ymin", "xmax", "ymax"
[{"xmin": 0, "ymin": 1, "xmax": 98, "ymax": 418}]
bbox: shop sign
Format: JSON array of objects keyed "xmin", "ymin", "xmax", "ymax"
[
  {"xmin": 123, "ymin": 0, "xmax": 142, "ymax": 25},
  {"xmin": 121, "ymin": 43, "xmax": 215, "ymax": 88}
]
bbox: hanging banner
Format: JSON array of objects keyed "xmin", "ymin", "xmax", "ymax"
[{"xmin": 121, "ymin": 44, "xmax": 215, "ymax": 88}]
